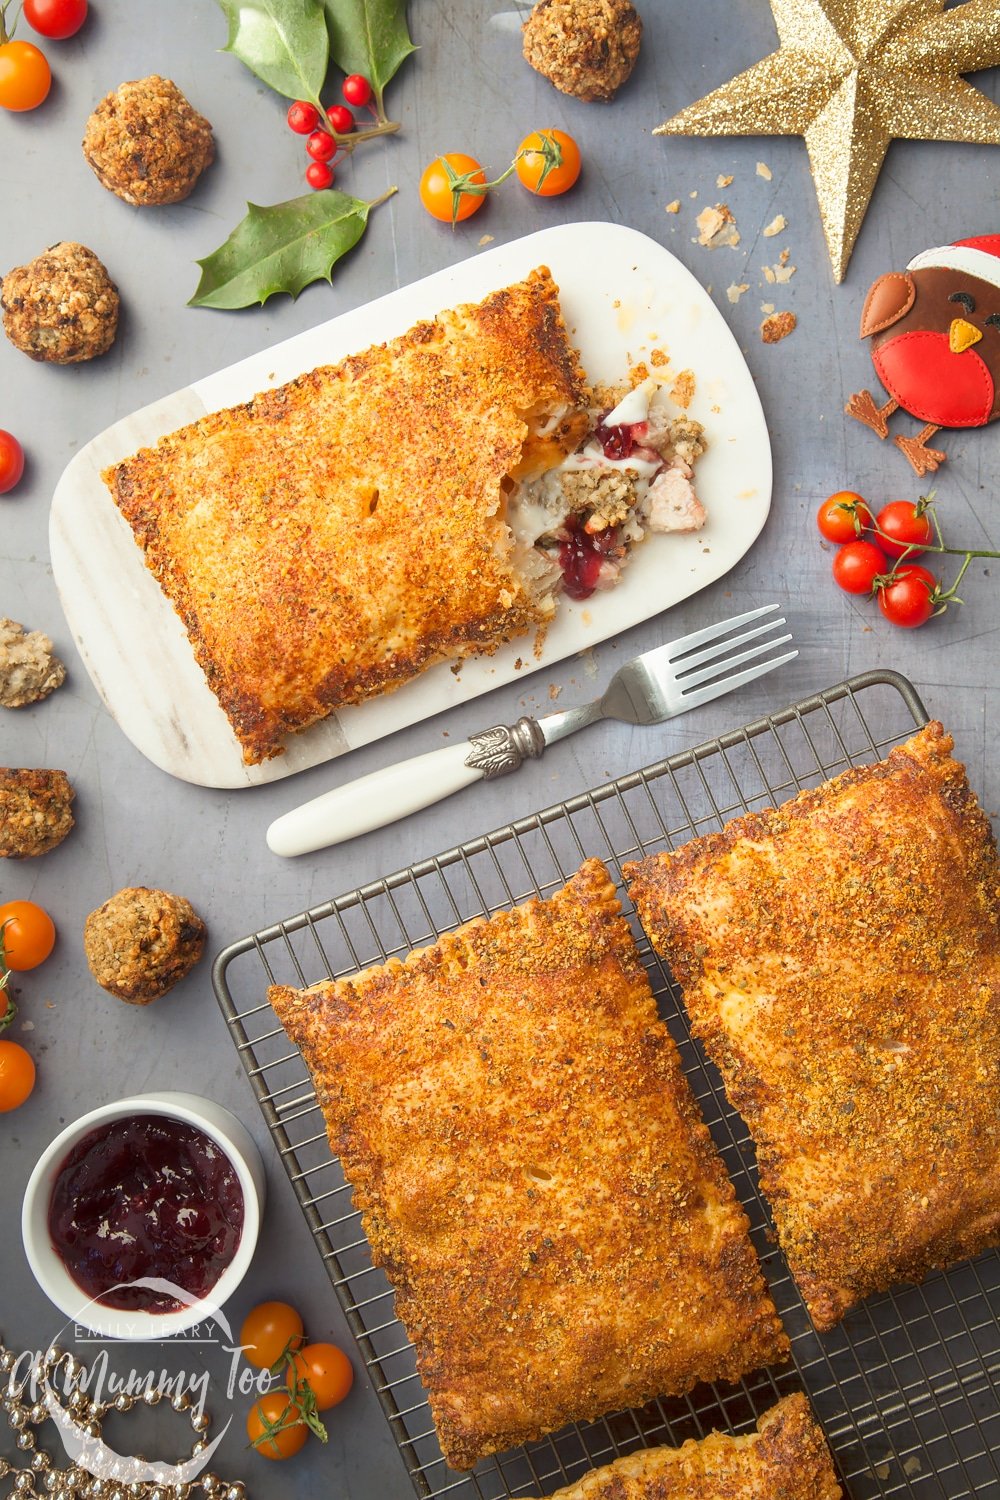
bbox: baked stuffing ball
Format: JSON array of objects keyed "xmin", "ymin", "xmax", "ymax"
[
  {"xmin": 83, "ymin": 75, "xmax": 214, "ymax": 206},
  {"xmin": 1, "ymin": 242, "xmax": 119, "ymax": 364},
  {"xmin": 84, "ymin": 886, "xmax": 207, "ymax": 1004},
  {"xmin": 523, "ymin": 0, "xmax": 642, "ymax": 102},
  {"xmin": 0, "ymin": 768, "xmax": 75, "ymax": 858}
]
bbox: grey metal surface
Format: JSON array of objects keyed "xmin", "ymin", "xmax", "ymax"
[{"xmin": 2, "ymin": 1, "xmax": 998, "ymax": 1496}]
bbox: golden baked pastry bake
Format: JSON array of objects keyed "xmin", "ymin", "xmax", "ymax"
[
  {"xmin": 103, "ymin": 268, "xmax": 589, "ymax": 764},
  {"xmin": 626, "ymin": 722, "xmax": 1000, "ymax": 1332},
  {"xmin": 523, "ymin": 1392, "xmax": 841, "ymax": 1499},
  {"xmin": 269, "ymin": 857, "xmax": 788, "ymax": 1470}
]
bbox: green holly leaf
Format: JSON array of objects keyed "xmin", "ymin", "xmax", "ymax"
[
  {"xmin": 322, "ymin": 0, "xmax": 416, "ymax": 107},
  {"xmin": 189, "ymin": 190, "xmax": 385, "ymax": 309},
  {"xmin": 217, "ymin": 0, "xmax": 329, "ymax": 104}
]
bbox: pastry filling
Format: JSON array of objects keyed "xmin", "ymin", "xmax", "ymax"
[{"xmin": 508, "ymin": 379, "xmax": 707, "ymax": 603}]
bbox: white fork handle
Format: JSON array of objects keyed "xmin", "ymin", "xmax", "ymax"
[{"xmin": 266, "ymin": 742, "xmax": 488, "ymax": 856}]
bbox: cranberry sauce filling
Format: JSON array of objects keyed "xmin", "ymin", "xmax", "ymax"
[
  {"xmin": 48, "ymin": 1114, "xmax": 244, "ymax": 1313},
  {"xmin": 594, "ymin": 413, "xmax": 637, "ymax": 460},
  {"xmin": 558, "ymin": 516, "xmax": 620, "ymax": 601}
]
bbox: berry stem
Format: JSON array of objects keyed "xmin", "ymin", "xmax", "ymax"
[
  {"xmin": 0, "ymin": 0, "xmax": 18, "ymax": 44},
  {"xmin": 311, "ymin": 96, "xmax": 400, "ymax": 155}
]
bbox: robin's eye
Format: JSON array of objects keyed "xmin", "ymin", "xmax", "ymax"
[
  {"xmin": 949, "ymin": 291, "xmax": 976, "ymax": 313},
  {"xmin": 986, "ymin": 314, "xmax": 1000, "ymax": 331}
]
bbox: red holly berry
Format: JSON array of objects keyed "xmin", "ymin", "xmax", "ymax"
[
  {"xmin": 306, "ymin": 161, "xmax": 334, "ymax": 190},
  {"xmin": 287, "ymin": 100, "xmax": 319, "ymax": 135},
  {"xmin": 306, "ymin": 129, "xmax": 336, "ymax": 162},
  {"xmin": 342, "ymin": 74, "xmax": 371, "ymax": 107},
  {"xmin": 328, "ymin": 104, "xmax": 354, "ymax": 134}
]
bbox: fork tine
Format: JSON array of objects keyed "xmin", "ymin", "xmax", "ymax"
[
  {"xmin": 663, "ymin": 602, "xmax": 780, "ymax": 660},
  {"xmin": 675, "ymin": 630, "xmax": 792, "ymax": 691},
  {"xmin": 673, "ymin": 615, "xmax": 788, "ymax": 677},
  {"xmin": 678, "ymin": 648, "xmax": 799, "ymax": 709}
]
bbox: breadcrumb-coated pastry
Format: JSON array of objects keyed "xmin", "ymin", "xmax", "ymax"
[
  {"xmin": 626, "ymin": 723, "xmax": 1000, "ymax": 1331},
  {"xmin": 0, "ymin": 618, "xmax": 66, "ymax": 709},
  {"xmin": 269, "ymin": 858, "xmax": 787, "ymax": 1471},
  {"xmin": 523, "ymin": 0, "xmax": 642, "ymax": 102},
  {"xmin": 1, "ymin": 242, "xmax": 119, "ymax": 364},
  {"xmin": 0, "ymin": 768, "xmax": 75, "ymax": 858},
  {"xmin": 524, "ymin": 1393, "xmax": 841, "ymax": 1499},
  {"xmin": 83, "ymin": 76, "xmax": 214, "ymax": 206},
  {"xmin": 84, "ymin": 887, "xmax": 206, "ymax": 1002},
  {"xmin": 104, "ymin": 268, "xmax": 589, "ymax": 764}
]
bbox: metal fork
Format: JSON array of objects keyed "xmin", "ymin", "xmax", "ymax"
[{"xmin": 266, "ymin": 604, "xmax": 796, "ymax": 856}]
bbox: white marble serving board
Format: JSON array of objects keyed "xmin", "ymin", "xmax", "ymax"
[{"xmin": 49, "ymin": 223, "xmax": 772, "ymax": 789}]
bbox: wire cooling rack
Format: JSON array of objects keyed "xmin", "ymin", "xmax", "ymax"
[{"xmin": 213, "ymin": 670, "xmax": 1000, "ymax": 1500}]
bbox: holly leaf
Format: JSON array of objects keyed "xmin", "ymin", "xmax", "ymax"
[
  {"xmin": 189, "ymin": 191, "xmax": 377, "ymax": 309},
  {"xmin": 217, "ymin": 0, "xmax": 329, "ymax": 104},
  {"xmin": 322, "ymin": 0, "xmax": 416, "ymax": 106}
]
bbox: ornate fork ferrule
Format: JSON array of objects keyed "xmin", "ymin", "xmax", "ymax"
[{"xmin": 465, "ymin": 716, "xmax": 546, "ymax": 780}]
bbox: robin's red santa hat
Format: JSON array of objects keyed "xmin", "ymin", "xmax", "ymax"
[{"xmin": 907, "ymin": 234, "xmax": 1000, "ymax": 287}]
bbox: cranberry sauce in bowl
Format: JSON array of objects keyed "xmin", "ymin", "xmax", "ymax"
[{"xmin": 47, "ymin": 1113, "xmax": 244, "ymax": 1312}]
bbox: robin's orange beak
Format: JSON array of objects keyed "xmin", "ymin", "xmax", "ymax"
[{"xmin": 949, "ymin": 317, "xmax": 983, "ymax": 354}]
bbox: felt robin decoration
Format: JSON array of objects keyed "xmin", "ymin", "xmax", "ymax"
[{"xmin": 847, "ymin": 235, "xmax": 1000, "ymax": 476}]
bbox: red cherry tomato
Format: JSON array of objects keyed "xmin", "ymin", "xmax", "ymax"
[
  {"xmin": 0, "ymin": 900, "xmax": 55, "ymax": 971},
  {"xmin": 877, "ymin": 563, "xmax": 938, "ymax": 628},
  {"xmin": 832, "ymin": 539, "xmax": 887, "ymax": 595},
  {"xmin": 22, "ymin": 0, "xmax": 87, "ymax": 38},
  {"xmin": 286, "ymin": 100, "xmax": 319, "ymax": 135},
  {"xmin": 0, "ymin": 40, "xmax": 51, "ymax": 112},
  {"xmin": 342, "ymin": 74, "xmax": 371, "ymax": 107},
  {"xmin": 419, "ymin": 153, "xmax": 486, "ymax": 223},
  {"xmin": 286, "ymin": 1343, "xmax": 354, "ymax": 1411},
  {"xmin": 0, "ymin": 430, "xmax": 25, "ymax": 494},
  {"xmin": 875, "ymin": 500, "xmax": 934, "ymax": 559},
  {"xmin": 0, "ymin": 1041, "xmax": 36, "ymax": 1112},
  {"xmin": 816, "ymin": 490, "xmax": 873, "ymax": 544}
]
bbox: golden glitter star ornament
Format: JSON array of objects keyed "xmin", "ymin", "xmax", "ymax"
[{"xmin": 655, "ymin": 0, "xmax": 1000, "ymax": 281}]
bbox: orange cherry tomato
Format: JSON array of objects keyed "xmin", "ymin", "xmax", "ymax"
[
  {"xmin": 286, "ymin": 1342, "xmax": 354, "ymax": 1411},
  {"xmin": 419, "ymin": 153, "xmax": 486, "ymax": 223},
  {"xmin": 0, "ymin": 40, "xmax": 52, "ymax": 112},
  {"xmin": 247, "ymin": 1391, "xmax": 308, "ymax": 1460},
  {"xmin": 816, "ymin": 490, "xmax": 873, "ymax": 544},
  {"xmin": 0, "ymin": 901, "xmax": 56, "ymax": 971},
  {"xmin": 240, "ymin": 1301, "xmax": 304, "ymax": 1370},
  {"xmin": 514, "ymin": 129, "xmax": 581, "ymax": 196},
  {"xmin": 0, "ymin": 1040, "xmax": 36, "ymax": 1112}
]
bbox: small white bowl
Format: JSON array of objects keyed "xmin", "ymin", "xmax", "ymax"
[{"xmin": 22, "ymin": 1091, "xmax": 265, "ymax": 1342}]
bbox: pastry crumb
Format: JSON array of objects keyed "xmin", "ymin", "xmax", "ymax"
[
  {"xmin": 548, "ymin": 682, "xmax": 562, "ymax": 700},
  {"xmin": 650, "ymin": 347, "xmax": 669, "ymax": 367},
  {"xmin": 716, "ymin": 173, "xmax": 733, "ymax": 187},
  {"xmin": 665, "ymin": 199, "xmax": 681, "ymax": 213},
  {"xmin": 726, "ymin": 282, "xmax": 750, "ymax": 303},
  {"xmin": 670, "ymin": 369, "xmax": 696, "ymax": 409},
  {"xmin": 696, "ymin": 203, "xmax": 740, "ymax": 248},
  {"xmin": 763, "ymin": 214, "xmax": 787, "ymax": 237},
  {"xmin": 478, "ymin": 234, "xmax": 494, "ymax": 246},
  {"xmin": 629, "ymin": 361, "xmax": 650, "ymax": 386},
  {"xmin": 760, "ymin": 310, "xmax": 797, "ymax": 344},
  {"xmin": 756, "ymin": 161, "xmax": 772, "ymax": 180}
]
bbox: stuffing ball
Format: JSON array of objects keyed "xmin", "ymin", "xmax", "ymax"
[
  {"xmin": 84, "ymin": 887, "xmax": 207, "ymax": 1004},
  {"xmin": 523, "ymin": 0, "xmax": 642, "ymax": 102},
  {"xmin": 0, "ymin": 768, "xmax": 75, "ymax": 858},
  {"xmin": 83, "ymin": 75, "xmax": 214, "ymax": 206},
  {"xmin": 1, "ymin": 242, "xmax": 119, "ymax": 364}
]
